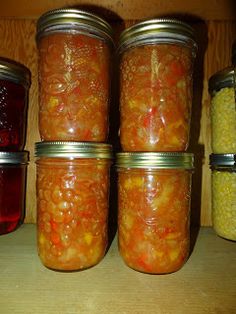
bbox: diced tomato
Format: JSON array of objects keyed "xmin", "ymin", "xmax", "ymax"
[{"xmin": 169, "ymin": 60, "xmax": 185, "ymax": 77}]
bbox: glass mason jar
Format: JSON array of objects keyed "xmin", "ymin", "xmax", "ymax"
[
  {"xmin": 116, "ymin": 152, "xmax": 194, "ymax": 274},
  {"xmin": 36, "ymin": 9, "xmax": 114, "ymax": 142},
  {"xmin": 35, "ymin": 142, "xmax": 112, "ymax": 271},
  {"xmin": 0, "ymin": 58, "xmax": 30, "ymax": 151},
  {"xmin": 118, "ymin": 19, "xmax": 197, "ymax": 152},
  {"xmin": 0, "ymin": 152, "xmax": 28, "ymax": 235},
  {"xmin": 210, "ymin": 154, "xmax": 236, "ymax": 241},
  {"xmin": 209, "ymin": 66, "xmax": 236, "ymax": 153}
]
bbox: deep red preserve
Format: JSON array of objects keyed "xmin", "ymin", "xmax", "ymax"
[
  {"xmin": 0, "ymin": 80, "xmax": 27, "ymax": 150},
  {"xmin": 0, "ymin": 58, "xmax": 30, "ymax": 151},
  {"xmin": 0, "ymin": 152, "xmax": 28, "ymax": 235}
]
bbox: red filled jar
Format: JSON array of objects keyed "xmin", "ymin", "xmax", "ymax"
[
  {"xmin": 36, "ymin": 9, "xmax": 113, "ymax": 142},
  {"xmin": 118, "ymin": 19, "xmax": 197, "ymax": 151},
  {"xmin": 35, "ymin": 141, "xmax": 112, "ymax": 271},
  {"xmin": 0, "ymin": 151, "xmax": 28, "ymax": 235},
  {"xmin": 0, "ymin": 58, "xmax": 30, "ymax": 151},
  {"xmin": 116, "ymin": 152, "xmax": 193, "ymax": 274}
]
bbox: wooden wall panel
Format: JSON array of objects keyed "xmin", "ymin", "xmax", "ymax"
[
  {"xmin": 0, "ymin": 18, "xmax": 235, "ymax": 225},
  {"xmin": 0, "ymin": 0, "xmax": 235, "ymax": 21}
]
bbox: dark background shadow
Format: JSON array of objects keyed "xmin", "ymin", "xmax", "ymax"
[{"xmin": 189, "ymin": 20, "xmax": 208, "ymax": 254}]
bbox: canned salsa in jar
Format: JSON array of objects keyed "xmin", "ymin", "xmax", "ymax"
[
  {"xmin": 118, "ymin": 19, "xmax": 197, "ymax": 152},
  {"xmin": 116, "ymin": 152, "xmax": 194, "ymax": 274},
  {"xmin": 35, "ymin": 142, "xmax": 112, "ymax": 271},
  {"xmin": 209, "ymin": 67, "xmax": 236, "ymax": 153},
  {"xmin": 36, "ymin": 9, "xmax": 113, "ymax": 142},
  {"xmin": 0, "ymin": 152, "xmax": 28, "ymax": 235},
  {"xmin": 0, "ymin": 58, "xmax": 30, "ymax": 151},
  {"xmin": 210, "ymin": 154, "xmax": 236, "ymax": 241}
]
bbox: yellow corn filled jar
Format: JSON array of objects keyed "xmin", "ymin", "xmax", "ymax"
[
  {"xmin": 35, "ymin": 142, "xmax": 112, "ymax": 271},
  {"xmin": 116, "ymin": 152, "xmax": 194, "ymax": 274},
  {"xmin": 209, "ymin": 67, "xmax": 236, "ymax": 153},
  {"xmin": 210, "ymin": 154, "xmax": 236, "ymax": 241}
]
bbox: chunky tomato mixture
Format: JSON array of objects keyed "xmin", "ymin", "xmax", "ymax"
[
  {"xmin": 38, "ymin": 33, "xmax": 111, "ymax": 141},
  {"xmin": 118, "ymin": 169, "xmax": 191, "ymax": 274},
  {"xmin": 119, "ymin": 44, "xmax": 193, "ymax": 151},
  {"xmin": 36, "ymin": 158, "xmax": 110, "ymax": 271}
]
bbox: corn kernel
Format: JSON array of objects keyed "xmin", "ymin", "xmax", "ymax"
[
  {"xmin": 84, "ymin": 232, "xmax": 93, "ymax": 245},
  {"xmin": 124, "ymin": 177, "xmax": 144, "ymax": 190},
  {"xmin": 47, "ymin": 96, "xmax": 59, "ymax": 111},
  {"xmin": 169, "ymin": 248, "xmax": 180, "ymax": 261},
  {"xmin": 165, "ymin": 232, "xmax": 180, "ymax": 240},
  {"xmin": 39, "ymin": 234, "xmax": 46, "ymax": 245}
]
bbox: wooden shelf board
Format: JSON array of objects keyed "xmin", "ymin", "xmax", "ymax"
[{"xmin": 0, "ymin": 224, "xmax": 235, "ymax": 313}]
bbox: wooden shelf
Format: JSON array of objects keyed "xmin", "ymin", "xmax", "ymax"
[{"xmin": 0, "ymin": 224, "xmax": 235, "ymax": 313}]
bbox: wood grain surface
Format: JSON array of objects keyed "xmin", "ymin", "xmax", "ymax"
[
  {"xmin": 0, "ymin": 17, "xmax": 235, "ymax": 225},
  {"xmin": 0, "ymin": 225, "xmax": 235, "ymax": 314}
]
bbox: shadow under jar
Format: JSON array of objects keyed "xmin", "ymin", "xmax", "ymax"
[
  {"xmin": 35, "ymin": 141, "xmax": 112, "ymax": 271},
  {"xmin": 118, "ymin": 19, "xmax": 197, "ymax": 151},
  {"xmin": 0, "ymin": 152, "xmax": 28, "ymax": 235},
  {"xmin": 36, "ymin": 8, "xmax": 114, "ymax": 142},
  {"xmin": 0, "ymin": 58, "xmax": 30, "ymax": 151},
  {"xmin": 116, "ymin": 152, "xmax": 194, "ymax": 274}
]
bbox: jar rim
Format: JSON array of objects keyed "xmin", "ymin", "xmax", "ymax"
[
  {"xmin": 0, "ymin": 57, "xmax": 31, "ymax": 88},
  {"xmin": 116, "ymin": 152, "xmax": 194, "ymax": 169},
  {"xmin": 117, "ymin": 18, "xmax": 197, "ymax": 54},
  {"xmin": 210, "ymin": 153, "xmax": 236, "ymax": 167},
  {"xmin": 35, "ymin": 141, "xmax": 113, "ymax": 159},
  {"xmin": 36, "ymin": 8, "xmax": 114, "ymax": 45},
  {"xmin": 0, "ymin": 151, "xmax": 29, "ymax": 164},
  {"xmin": 208, "ymin": 66, "xmax": 234, "ymax": 93}
]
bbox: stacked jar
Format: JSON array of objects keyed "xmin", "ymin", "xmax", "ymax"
[
  {"xmin": 209, "ymin": 61, "xmax": 236, "ymax": 241},
  {"xmin": 35, "ymin": 8, "xmax": 113, "ymax": 271},
  {"xmin": 116, "ymin": 19, "xmax": 197, "ymax": 274},
  {"xmin": 0, "ymin": 59, "xmax": 30, "ymax": 235}
]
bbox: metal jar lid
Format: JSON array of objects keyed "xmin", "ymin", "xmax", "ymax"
[
  {"xmin": 0, "ymin": 58, "xmax": 30, "ymax": 89},
  {"xmin": 35, "ymin": 141, "xmax": 112, "ymax": 159},
  {"xmin": 36, "ymin": 8, "xmax": 114, "ymax": 45},
  {"xmin": 116, "ymin": 152, "xmax": 194, "ymax": 169},
  {"xmin": 0, "ymin": 151, "xmax": 29, "ymax": 164},
  {"xmin": 210, "ymin": 154, "xmax": 236, "ymax": 167},
  {"xmin": 118, "ymin": 18, "xmax": 197, "ymax": 54},
  {"xmin": 208, "ymin": 66, "xmax": 234, "ymax": 94}
]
